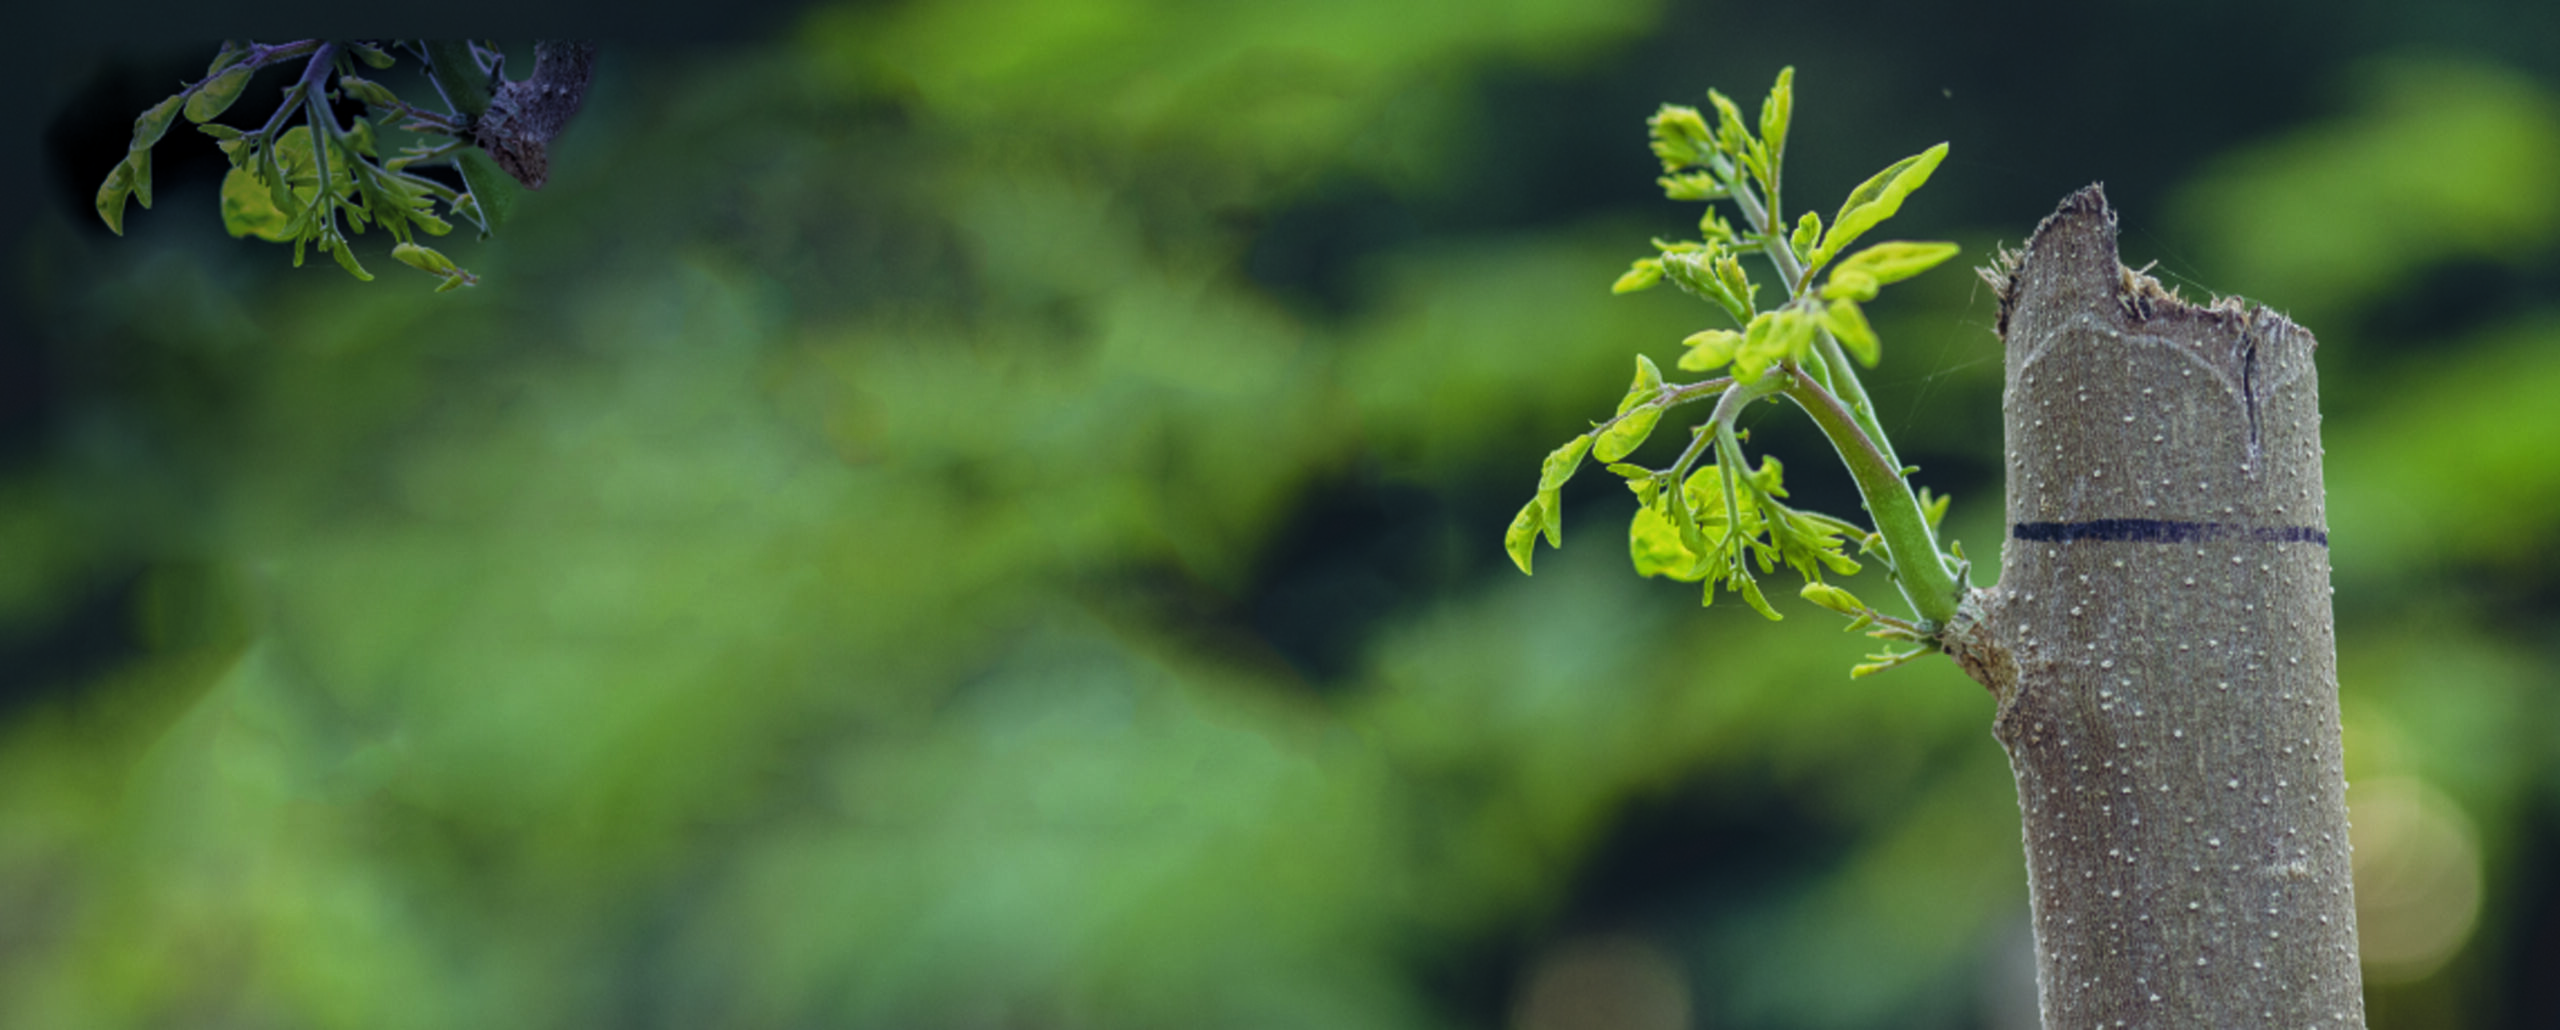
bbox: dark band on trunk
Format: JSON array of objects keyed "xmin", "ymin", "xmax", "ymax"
[{"xmin": 2011, "ymin": 518, "xmax": 2327, "ymax": 547}]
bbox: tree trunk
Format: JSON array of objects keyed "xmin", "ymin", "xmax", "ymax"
[{"xmin": 1943, "ymin": 186, "xmax": 2366, "ymax": 1027}]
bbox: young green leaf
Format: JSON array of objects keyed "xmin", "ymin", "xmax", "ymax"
[
  {"xmin": 349, "ymin": 41, "xmax": 397, "ymax": 69},
  {"xmin": 455, "ymin": 148, "xmax": 519, "ymax": 235},
  {"xmin": 257, "ymin": 141, "xmax": 292, "ymax": 211},
  {"xmin": 1918, "ymin": 486, "xmax": 1953, "ymax": 530},
  {"xmin": 1830, "ymin": 240, "xmax": 1961, "ymax": 287},
  {"xmin": 1625, "ymin": 472, "xmax": 1660, "ymax": 509},
  {"xmin": 1659, "ymin": 250, "xmax": 1752, "ymax": 325},
  {"xmin": 1629, "ymin": 503, "xmax": 1700, "ymax": 579},
  {"xmin": 1731, "ymin": 308, "xmax": 1814, "ymax": 384},
  {"xmin": 206, "ymin": 41, "xmax": 249, "ymax": 76},
  {"xmin": 1739, "ymin": 138, "xmax": 1774, "ymax": 197},
  {"xmin": 220, "ymin": 166, "xmax": 293, "ymax": 240},
  {"xmin": 1658, "ymin": 172, "xmax": 1726, "ymax": 201},
  {"xmin": 397, "ymin": 180, "xmax": 454, "ymax": 235},
  {"xmin": 1706, "ymin": 90, "xmax": 1750, "ymax": 156},
  {"xmin": 1850, "ymin": 647, "xmax": 1930, "ymax": 678},
  {"xmin": 1813, "ymin": 142, "xmax": 1949, "ymax": 271},
  {"xmin": 394, "ymin": 222, "xmax": 481, "ymax": 289},
  {"xmin": 1789, "ymin": 211, "xmax": 1821, "ymax": 266},
  {"xmin": 1759, "ymin": 66, "xmax": 1794, "ymax": 161},
  {"xmin": 1820, "ymin": 268, "xmax": 1879, "ymax": 302},
  {"xmin": 348, "ymin": 115, "xmax": 383, "ymax": 160},
  {"xmin": 1678, "ymin": 329, "xmax": 1743, "ymax": 372},
  {"xmin": 1647, "ymin": 104, "xmax": 1713, "ymax": 170},
  {"xmin": 400, "ymin": 242, "xmax": 480, "ymax": 291},
  {"xmin": 339, "ymin": 74, "xmax": 402, "ymax": 109},
  {"xmin": 391, "ymin": 241, "xmax": 459, "ymax": 275},
  {"xmin": 185, "ymin": 65, "xmax": 254, "ymax": 123},
  {"xmin": 1612, "ymin": 258, "xmax": 1665, "ymax": 294},
  {"xmin": 128, "ymin": 94, "xmax": 184, "ymax": 153},
  {"xmin": 1536, "ymin": 488, "xmax": 1564, "ymax": 547},
  {"xmin": 1698, "ymin": 207, "xmax": 1737, "ymax": 243},
  {"xmin": 1713, "ymin": 255, "xmax": 1756, "ymax": 315},
  {"xmin": 1505, "ymin": 499, "xmax": 1543, "ymax": 574},
  {"xmin": 323, "ymin": 232, "xmax": 376, "ymax": 281},
  {"xmin": 126, "ymin": 148, "xmax": 154, "ymax": 210},
  {"xmin": 1819, "ymin": 299, "xmax": 1880, "ymax": 366},
  {"xmin": 94, "ymin": 157, "xmax": 136, "ymax": 235},
  {"xmin": 1735, "ymin": 570, "xmax": 1781, "ymax": 620},
  {"xmin": 1794, "ymin": 518, "xmax": 1863, "ymax": 576},
  {"xmin": 1594, "ymin": 406, "xmax": 1663, "ymax": 462},
  {"xmin": 1732, "ymin": 312, "xmax": 1779, "ymax": 384},
  {"xmin": 1742, "ymin": 452, "xmax": 1789, "ymax": 499},
  {"xmin": 271, "ymin": 126, "xmax": 325, "ymax": 185},
  {"xmin": 1540, "ymin": 435, "xmax": 1593, "ymax": 491},
  {"xmin": 1800, "ymin": 581, "xmax": 1866, "ymax": 617},
  {"xmin": 1679, "ymin": 463, "xmax": 1737, "ymax": 523},
  {"xmin": 421, "ymin": 41, "xmax": 498, "ymax": 121},
  {"xmin": 1616, "ymin": 354, "xmax": 1665, "ymax": 414},
  {"xmin": 1655, "ymin": 247, "xmax": 1710, "ymax": 289}
]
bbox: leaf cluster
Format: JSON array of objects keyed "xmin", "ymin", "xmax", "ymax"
[
  {"xmin": 94, "ymin": 40, "xmax": 535, "ymax": 292},
  {"xmin": 1508, "ymin": 68, "xmax": 1971, "ymax": 671},
  {"xmin": 1613, "ymin": 88, "xmax": 1954, "ymax": 383},
  {"xmin": 1622, "ymin": 454, "xmax": 1864, "ymax": 618},
  {"xmin": 1504, "ymin": 357, "xmax": 1870, "ymax": 620}
]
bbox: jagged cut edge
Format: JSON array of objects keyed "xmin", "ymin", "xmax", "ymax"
[
  {"xmin": 1976, "ymin": 242, "xmax": 2022, "ymax": 333},
  {"xmin": 1989, "ymin": 183, "xmax": 2262, "ymax": 340},
  {"xmin": 2114, "ymin": 261, "xmax": 2248, "ymax": 325}
]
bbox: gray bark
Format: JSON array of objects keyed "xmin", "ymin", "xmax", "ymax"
[
  {"xmin": 475, "ymin": 41, "xmax": 598, "ymax": 190},
  {"xmin": 1943, "ymin": 186, "xmax": 2366, "ymax": 1027}
]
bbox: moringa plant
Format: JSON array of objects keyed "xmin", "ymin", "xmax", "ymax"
[
  {"xmin": 1514, "ymin": 68, "xmax": 2366, "ymax": 1027},
  {"xmin": 1504, "ymin": 67, "xmax": 1967, "ymax": 677},
  {"xmin": 93, "ymin": 39, "xmax": 595, "ymax": 292}
]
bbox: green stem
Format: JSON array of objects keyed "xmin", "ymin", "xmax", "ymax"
[
  {"xmin": 1650, "ymin": 375, "xmax": 1749, "ymax": 548},
  {"xmin": 1711, "ymin": 413, "xmax": 1754, "ymax": 561},
  {"xmin": 243, "ymin": 40, "xmax": 324, "ymax": 70},
  {"xmin": 400, "ymin": 170, "xmax": 463, "ymax": 203},
  {"xmin": 256, "ymin": 45, "xmax": 335, "ymax": 143},
  {"xmin": 1666, "ymin": 117, "xmax": 1951, "ymax": 628},
  {"xmin": 421, "ymin": 41, "xmax": 498, "ymax": 121},
  {"xmin": 1809, "ymin": 329, "xmax": 1902, "ymax": 472},
  {"xmin": 1728, "ymin": 179, "xmax": 1907, "ymax": 476},
  {"xmin": 301, "ymin": 44, "xmax": 343, "ymax": 225},
  {"xmin": 1728, "ymin": 177, "xmax": 1777, "ymax": 252},
  {"xmin": 1704, "ymin": 376, "xmax": 1781, "ymax": 549},
  {"xmin": 1643, "ymin": 376, "xmax": 1737, "ymax": 424},
  {"xmin": 1778, "ymin": 371, "xmax": 1962, "ymax": 628},
  {"xmin": 1650, "ymin": 376, "xmax": 1737, "ymax": 475},
  {"xmin": 1796, "ymin": 329, "xmax": 1837, "ymax": 395}
]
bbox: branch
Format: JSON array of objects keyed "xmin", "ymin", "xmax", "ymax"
[{"xmin": 1778, "ymin": 369, "xmax": 1962, "ymax": 627}]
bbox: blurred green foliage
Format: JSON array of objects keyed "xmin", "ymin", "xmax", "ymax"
[{"xmin": 8, "ymin": 9, "xmax": 2560, "ymax": 1030}]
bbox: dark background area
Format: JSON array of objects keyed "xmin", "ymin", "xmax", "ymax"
[{"xmin": 5, "ymin": 2, "xmax": 2555, "ymax": 1026}]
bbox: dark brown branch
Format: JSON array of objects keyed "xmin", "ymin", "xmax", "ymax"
[{"xmin": 473, "ymin": 41, "xmax": 598, "ymax": 189}]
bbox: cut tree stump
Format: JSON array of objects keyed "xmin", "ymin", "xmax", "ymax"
[{"xmin": 1944, "ymin": 185, "xmax": 2366, "ymax": 1028}]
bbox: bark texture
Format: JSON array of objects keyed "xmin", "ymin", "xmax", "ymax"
[
  {"xmin": 475, "ymin": 41, "xmax": 598, "ymax": 190},
  {"xmin": 1946, "ymin": 186, "xmax": 2365, "ymax": 1027}
]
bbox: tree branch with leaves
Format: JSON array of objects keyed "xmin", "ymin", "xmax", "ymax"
[
  {"xmin": 94, "ymin": 39, "xmax": 596, "ymax": 292},
  {"xmin": 1510, "ymin": 68, "xmax": 2366, "ymax": 1027},
  {"xmin": 1505, "ymin": 67, "xmax": 1967, "ymax": 676}
]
